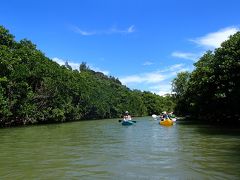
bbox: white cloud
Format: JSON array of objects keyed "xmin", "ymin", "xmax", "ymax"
[
  {"xmin": 110, "ymin": 25, "xmax": 135, "ymax": 34},
  {"xmin": 191, "ymin": 26, "xmax": 239, "ymax": 48},
  {"xmin": 150, "ymin": 84, "xmax": 171, "ymax": 90},
  {"xmin": 90, "ymin": 65, "xmax": 109, "ymax": 75},
  {"xmin": 71, "ymin": 25, "xmax": 135, "ymax": 36},
  {"xmin": 171, "ymin": 52, "xmax": 201, "ymax": 61},
  {"xmin": 72, "ymin": 26, "xmax": 95, "ymax": 36},
  {"xmin": 156, "ymin": 91, "xmax": 171, "ymax": 96},
  {"xmin": 127, "ymin": 25, "xmax": 135, "ymax": 33},
  {"xmin": 160, "ymin": 64, "xmax": 192, "ymax": 77},
  {"xmin": 149, "ymin": 84, "xmax": 172, "ymax": 96},
  {"xmin": 167, "ymin": 64, "xmax": 184, "ymax": 71},
  {"xmin": 172, "ymin": 26, "xmax": 239, "ymax": 62},
  {"xmin": 52, "ymin": 57, "xmax": 65, "ymax": 65},
  {"xmin": 52, "ymin": 57, "xmax": 80, "ymax": 70},
  {"xmin": 119, "ymin": 63, "xmax": 191, "ymax": 96},
  {"xmin": 120, "ymin": 63, "xmax": 189, "ymax": 85},
  {"xmin": 120, "ymin": 75, "xmax": 144, "ymax": 84},
  {"xmin": 120, "ymin": 71, "xmax": 166, "ymax": 84},
  {"xmin": 52, "ymin": 57, "xmax": 109, "ymax": 75},
  {"xmin": 143, "ymin": 61, "xmax": 154, "ymax": 66}
]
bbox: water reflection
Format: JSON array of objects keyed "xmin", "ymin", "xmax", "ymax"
[{"xmin": 0, "ymin": 118, "xmax": 240, "ymax": 179}]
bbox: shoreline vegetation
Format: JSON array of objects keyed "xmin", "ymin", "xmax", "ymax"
[
  {"xmin": 1, "ymin": 25, "xmax": 240, "ymax": 128},
  {"xmin": 172, "ymin": 31, "xmax": 240, "ymax": 126},
  {"xmin": 0, "ymin": 25, "xmax": 175, "ymax": 128}
]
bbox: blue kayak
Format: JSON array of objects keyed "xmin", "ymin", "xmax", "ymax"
[{"xmin": 122, "ymin": 121, "xmax": 134, "ymax": 126}]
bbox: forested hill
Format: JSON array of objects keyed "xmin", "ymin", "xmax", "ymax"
[{"xmin": 0, "ymin": 26, "xmax": 175, "ymax": 127}]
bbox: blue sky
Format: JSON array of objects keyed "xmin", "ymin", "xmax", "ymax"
[{"xmin": 1, "ymin": 0, "xmax": 240, "ymax": 95}]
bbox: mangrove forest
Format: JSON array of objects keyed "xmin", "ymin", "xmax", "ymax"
[
  {"xmin": 172, "ymin": 31, "xmax": 240, "ymax": 125},
  {"xmin": 0, "ymin": 25, "xmax": 175, "ymax": 127}
]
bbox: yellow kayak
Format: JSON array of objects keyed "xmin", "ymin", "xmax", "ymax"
[{"xmin": 159, "ymin": 119, "xmax": 173, "ymax": 126}]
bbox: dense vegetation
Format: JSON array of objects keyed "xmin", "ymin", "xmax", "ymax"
[
  {"xmin": 172, "ymin": 32, "xmax": 240, "ymax": 124},
  {"xmin": 0, "ymin": 26, "xmax": 175, "ymax": 127}
]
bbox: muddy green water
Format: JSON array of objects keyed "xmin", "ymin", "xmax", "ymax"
[{"xmin": 1, "ymin": 117, "xmax": 240, "ymax": 179}]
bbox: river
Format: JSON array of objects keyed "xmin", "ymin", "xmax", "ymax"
[{"xmin": 0, "ymin": 117, "xmax": 240, "ymax": 179}]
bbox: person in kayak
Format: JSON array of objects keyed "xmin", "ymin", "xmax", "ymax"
[
  {"xmin": 162, "ymin": 111, "xmax": 169, "ymax": 120},
  {"xmin": 168, "ymin": 112, "xmax": 175, "ymax": 118},
  {"xmin": 123, "ymin": 111, "xmax": 132, "ymax": 121}
]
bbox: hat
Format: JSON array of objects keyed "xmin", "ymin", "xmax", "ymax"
[
  {"xmin": 162, "ymin": 111, "xmax": 166, "ymax": 114},
  {"xmin": 125, "ymin": 111, "xmax": 129, "ymax": 114}
]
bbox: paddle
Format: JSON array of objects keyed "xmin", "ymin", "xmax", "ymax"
[{"xmin": 118, "ymin": 120, "xmax": 136, "ymax": 123}]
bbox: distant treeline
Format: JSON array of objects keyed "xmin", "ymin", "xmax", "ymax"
[
  {"xmin": 0, "ymin": 26, "xmax": 175, "ymax": 127},
  {"xmin": 172, "ymin": 31, "xmax": 240, "ymax": 124}
]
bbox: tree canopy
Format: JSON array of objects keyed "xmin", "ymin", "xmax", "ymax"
[
  {"xmin": 172, "ymin": 32, "xmax": 240, "ymax": 124},
  {"xmin": 0, "ymin": 25, "xmax": 175, "ymax": 127}
]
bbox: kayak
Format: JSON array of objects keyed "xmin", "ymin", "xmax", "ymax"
[
  {"xmin": 159, "ymin": 119, "xmax": 173, "ymax": 126},
  {"xmin": 122, "ymin": 120, "xmax": 134, "ymax": 126}
]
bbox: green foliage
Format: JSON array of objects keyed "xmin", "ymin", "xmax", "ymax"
[
  {"xmin": 172, "ymin": 32, "xmax": 240, "ymax": 124},
  {"xmin": 0, "ymin": 25, "xmax": 175, "ymax": 127},
  {"xmin": 141, "ymin": 91, "xmax": 175, "ymax": 115},
  {"xmin": 172, "ymin": 71, "xmax": 191, "ymax": 98},
  {"xmin": 171, "ymin": 71, "xmax": 191, "ymax": 115},
  {"xmin": 0, "ymin": 25, "xmax": 15, "ymax": 47}
]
